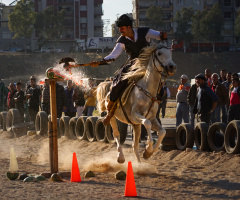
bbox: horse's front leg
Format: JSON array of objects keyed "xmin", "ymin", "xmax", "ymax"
[
  {"xmin": 110, "ymin": 116, "xmax": 125, "ymax": 164},
  {"xmin": 132, "ymin": 124, "xmax": 141, "ymax": 163},
  {"xmin": 133, "ymin": 113, "xmax": 153, "ymax": 159},
  {"xmin": 151, "ymin": 118, "xmax": 166, "ymax": 153}
]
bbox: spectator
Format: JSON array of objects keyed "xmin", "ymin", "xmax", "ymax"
[
  {"xmin": 7, "ymin": 83, "xmax": 17, "ymax": 110},
  {"xmin": 14, "ymin": 82, "xmax": 25, "ymax": 122},
  {"xmin": 0, "ymin": 79, "xmax": 8, "ymax": 111},
  {"xmin": 222, "ymin": 72, "xmax": 232, "ymax": 91},
  {"xmin": 158, "ymin": 82, "xmax": 170, "ymax": 118},
  {"xmin": 84, "ymin": 81, "xmax": 97, "ymax": 116},
  {"xmin": 176, "ymin": 74, "xmax": 190, "ymax": 126},
  {"xmin": 187, "ymin": 83, "xmax": 197, "ymax": 127},
  {"xmin": 219, "ymin": 69, "xmax": 227, "ymax": 83},
  {"xmin": 229, "ymin": 73, "xmax": 239, "ymax": 91},
  {"xmin": 205, "ymin": 68, "xmax": 212, "ymax": 86},
  {"xmin": 64, "ymin": 80, "xmax": 76, "ymax": 118},
  {"xmin": 56, "ymin": 83, "xmax": 66, "ymax": 118},
  {"xmin": 73, "ymin": 85, "xmax": 85, "ymax": 117},
  {"xmin": 41, "ymin": 82, "xmax": 50, "ymax": 116},
  {"xmin": 26, "ymin": 77, "xmax": 41, "ymax": 123},
  {"xmin": 193, "ymin": 74, "xmax": 218, "ymax": 124},
  {"xmin": 228, "ymin": 78, "xmax": 240, "ymax": 122},
  {"xmin": 210, "ymin": 73, "xmax": 228, "ymax": 123}
]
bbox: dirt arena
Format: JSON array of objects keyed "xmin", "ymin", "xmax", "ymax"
[{"xmin": 1, "ymin": 121, "xmax": 240, "ymax": 200}]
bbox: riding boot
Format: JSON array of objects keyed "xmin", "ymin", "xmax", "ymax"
[{"xmin": 102, "ymin": 100, "xmax": 117, "ymax": 125}]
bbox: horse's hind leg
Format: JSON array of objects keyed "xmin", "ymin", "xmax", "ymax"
[
  {"xmin": 110, "ymin": 116, "xmax": 125, "ymax": 164},
  {"xmin": 132, "ymin": 124, "xmax": 141, "ymax": 163},
  {"xmin": 151, "ymin": 118, "xmax": 166, "ymax": 153}
]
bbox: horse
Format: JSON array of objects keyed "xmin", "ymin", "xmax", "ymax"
[{"xmin": 96, "ymin": 44, "xmax": 176, "ymax": 163}]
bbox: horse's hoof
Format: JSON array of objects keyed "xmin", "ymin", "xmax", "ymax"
[
  {"xmin": 143, "ymin": 150, "xmax": 153, "ymax": 159},
  {"xmin": 117, "ymin": 157, "xmax": 125, "ymax": 164}
]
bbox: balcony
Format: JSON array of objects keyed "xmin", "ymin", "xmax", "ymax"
[
  {"xmin": 94, "ymin": 8, "xmax": 103, "ymax": 15},
  {"xmin": 94, "ymin": 19, "xmax": 103, "ymax": 27}
]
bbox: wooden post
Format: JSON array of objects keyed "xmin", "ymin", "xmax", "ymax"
[{"xmin": 46, "ymin": 78, "xmax": 63, "ymax": 174}]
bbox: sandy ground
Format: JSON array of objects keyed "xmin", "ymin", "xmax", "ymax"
[{"xmin": 1, "ymin": 122, "xmax": 240, "ymax": 200}]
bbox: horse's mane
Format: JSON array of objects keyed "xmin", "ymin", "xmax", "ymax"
[{"xmin": 122, "ymin": 45, "xmax": 158, "ymax": 81}]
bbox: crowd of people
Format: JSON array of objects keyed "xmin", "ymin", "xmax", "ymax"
[
  {"xmin": 0, "ymin": 76, "xmax": 98, "ymax": 123},
  {"xmin": 176, "ymin": 69, "xmax": 240, "ymax": 126}
]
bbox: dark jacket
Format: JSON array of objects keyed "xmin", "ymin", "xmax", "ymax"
[
  {"xmin": 73, "ymin": 86, "xmax": 85, "ymax": 107},
  {"xmin": 188, "ymin": 84, "xmax": 197, "ymax": 106},
  {"xmin": 26, "ymin": 86, "xmax": 41, "ymax": 110},
  {"xmin": 63, "ymin": 87, "xmax": 76, "ymax": 113},
  {"xmin": 194, "ymin": 83, "xmax": 218, "ymax": 114},
  {"xmin": 14, "ymin": 90, "xmax": 25, "ymax": 111},
  {"xmin": 211, "ymin": 82, "xmax": 228, "ymax": 106}
]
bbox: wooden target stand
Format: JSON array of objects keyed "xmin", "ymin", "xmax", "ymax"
[{"xmin": 42, "ymin": 78, "xmax": 70, "ymax": 178}]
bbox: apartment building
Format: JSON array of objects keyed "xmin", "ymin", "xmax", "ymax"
[
  {"xmin": 35, "ymin": 0, "xmax": 104, "ymax": 51},
  {"xmin": 132, "ymin": 0, "xmax": 240, "ymax": 45},
  {"xmin": 0, "ymin": 3, "xmax": 27, "ymax": 51}
]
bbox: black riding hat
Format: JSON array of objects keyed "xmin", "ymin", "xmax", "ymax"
[{"xmin": 116, "ymin": 14, "xmax": 132, "ymax": 27}]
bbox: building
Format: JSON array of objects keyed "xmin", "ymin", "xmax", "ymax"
[
  {"xmin": 34, "ymin": 0, "xmax": 104, "ymax": 51},
  {"xmin": 0, "ymin": 3, "xmax": 27, "ymax": 51},
  {"xmin": 132, "ymin": 0, "xmax": 240, "ymax": 46}
]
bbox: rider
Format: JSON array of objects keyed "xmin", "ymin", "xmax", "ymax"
[{"xmin": 92, "ymin": 14, "xmax": 167, "ymax": 125}]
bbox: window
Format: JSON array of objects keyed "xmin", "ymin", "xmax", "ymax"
[
  {"xmin": 80, "ymin": 17, "xmax": 87, "ymax": 23},
  {"xmin": 193, "ymin": 0, "xmax": 200, "ymax": 4},
  {"xmin": 224, "ymin": 12, "xmax": 231, "ymax": 18},
  {"xmin": 224, "ymin": 0, "xmax": 231, "ymax": 6},
  {"xmin": 80, "ymin": 29, "xmax": 87, "ymax": 35},
  {"xmin": 80, "ymin": 5, "xmax": 87, "ymax": 11},
  {"xmin": 2, "ymin": 32, "xmax": 11, "ymax": 39},
  {"xmin": 178, "ymin": 0, "xmax": 184, "ymax": 5}
]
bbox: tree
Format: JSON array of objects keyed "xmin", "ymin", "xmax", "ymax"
[
  {"xmin": 8, "ymin": 0, "xmax": 36, "ymax": 52},
  {"xmin": 35, "ymin": 6, "xmax": 65, "ymax": 47},
  {"xmin": 192, "ymin": 10, "xmax": 207, "ymax": 53},
  {"xmin": 174, "ymin": 7, "xmax": 194, "ymax": 53},
  {"xmin": 146, "ymin": 6, "xmax": 164, "ymax": 30},
  {"xmin": 235, "ymin": 8, "xmax": 240, "ymax": 37},
  {"xmin": 200, "ymin": 3, "xmax": 224, "ymax": 52}
]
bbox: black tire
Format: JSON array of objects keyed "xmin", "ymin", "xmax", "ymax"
[
  {"xmin": 164, "ymin": 127, "xmax": 176, "ymax": 138},
  {"xmin": 68, "ymin": 117, "xmax": 78, "ymax": 139},
  {"xmin": 95, "ymin": 117, "xmax": 108, "ymax": 143},
  {"xmin": 12, "ymin": 122, "xmax": 34, "ymax": 137},
  {"xmin": 75, "ymin": 116, "xmax": 88, "ymax": 140},
  {"xmin": 194, "ymin": 122, "xmax": 210, "ymax": 151},
  {"xmin": 224, "ymin": 120, "xmax": 240, "ymax": 154},
  {"xmin": 176, "ymin": 123, "xmax": 194, "ymax": 150},
  {"xmin": 85, "ymin": 116, "xmax": 98, "ymax": 142},
  {"xmin": 160, "ymin": 144, "xmax": 177, "ymax": 151},
  {"xmin": 0, "ymin": 111, "xmax": 7, "ymax": 131},
  {"xmin": 106, "ymin": 119, "xmax": 128, "ymax": 144},
  {"xmin": 161, "ymin": 137, "xmax": 176, "ymax": 146},
  {"xmin": 35, "ymin": 111, "xmax": 48, "ymax": 136},
  {"xmin": 207, "ymin": 122, "xmax": 226, "ymax": 152},
  {"xmin": 59, "ymin": 116, "xmax": 70, "ymax": 138},
  {"xmin": 6, "ymin": 109, "xmax": 21, "ymax": 132}
]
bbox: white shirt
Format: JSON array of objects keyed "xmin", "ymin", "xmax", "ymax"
[{"xmin": 104, "ymin": 29, "xmax": 161, "ymax": 60}]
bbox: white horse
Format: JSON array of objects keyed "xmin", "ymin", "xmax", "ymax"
[{"xmin": 96, "ymin": 44, "xmax": 176, "ymax": 163}]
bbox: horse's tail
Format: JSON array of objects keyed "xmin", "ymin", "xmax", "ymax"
[{"xmin": 96, "ymin": 81, "xmax": 112, "ymax": 112}]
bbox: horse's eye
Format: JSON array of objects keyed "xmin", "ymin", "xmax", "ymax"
[{"xmin": 158, "ymin": 52, "xmax": 161, "ymax": 56}]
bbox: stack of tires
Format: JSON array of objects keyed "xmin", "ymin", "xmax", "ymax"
[
  {"xmin": 174, "ymin": 120, "xmax": 240, "ymax": 155},
  {"xmin": 160, "ymin": 127, "xmax": 177, "ymax": 151}
]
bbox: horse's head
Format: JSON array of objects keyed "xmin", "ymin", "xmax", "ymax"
[{"xmin": 153, "ymin": 44, "xmax": 176, "ymax": 76}]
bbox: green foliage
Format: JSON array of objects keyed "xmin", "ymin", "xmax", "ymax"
[
  {"xmin": 200, "ymin": 3, "xmax": 223, "ymax": 42},
  {"xmin": 174, "ymin": 7, "xmax": 194, "ymax": 42},
  {"xmin": 235, "ymin": 8, "xmax": 240, "ymax": 36},
  {"xmin": 192, "ymin": 10, "xmax": 207, "ymax": 41},
  {"xmin": 35, "ymin": 6, "xmax": 66, "ymax": 43},
  {"xmin": 8, "ymin": 0, "xmax": 36, "ymax": 39},
  {"xmin": 146, "ymin": 6, "xmax": 164, "ymax": 29}
]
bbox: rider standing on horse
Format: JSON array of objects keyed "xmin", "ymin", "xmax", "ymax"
[{"xmin": 92, "ymin": 14, "xmax": 167, "ymax": 125}]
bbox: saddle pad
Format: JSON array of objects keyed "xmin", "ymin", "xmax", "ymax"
[{"xmin": 121, "ymin": 82, "xmax": 135, "ymax": 106}]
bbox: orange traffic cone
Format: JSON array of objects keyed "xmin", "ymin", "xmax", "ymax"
[
  {"xmin": 70, "ymin": 152, "xmax": 81, "ymax": 182},
  {"xmin": 124, "ymin": 161, "xmax": 137, "ymax": 197}
]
